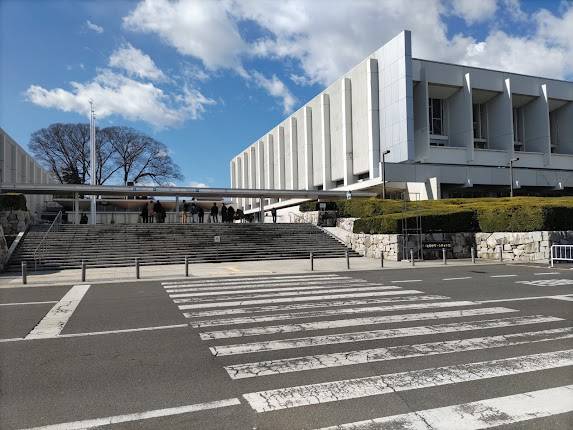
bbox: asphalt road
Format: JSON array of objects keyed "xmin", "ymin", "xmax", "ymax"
[{"xmin": 1, "ymin": 263, "xmax": 572, "ymax": 429}]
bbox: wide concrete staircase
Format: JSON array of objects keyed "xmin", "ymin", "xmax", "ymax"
[{"xmin": 5, "ymin": 223, "xmax": 359, "ymax": 272}]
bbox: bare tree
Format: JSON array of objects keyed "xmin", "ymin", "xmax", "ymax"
[{"xmin": 29, "ymin": 123, "xmax": 183, "ymax": 186}]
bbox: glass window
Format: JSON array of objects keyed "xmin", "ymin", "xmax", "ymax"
[{"xmin": 428, "ymin": 98, "xmax": 444, "ymax": 135}]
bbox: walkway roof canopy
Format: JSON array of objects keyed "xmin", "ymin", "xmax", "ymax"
[{"xmin": 0, "ymin": 183, "xmax": 377, "ymax": 199}]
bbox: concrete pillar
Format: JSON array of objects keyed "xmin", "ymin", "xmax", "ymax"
[
  {"xmin": 488, "ymin": 78, "xmax": 514, "ymax": 154},
  {"xmin": 448, "ymin": 72, "xmax": 474, "ymax": 161},
  {"xmin": 289, "ymin": 117, "xmax": 298, "ymax": 189},
  {"xmin": 303, "ymin": 106, "xmax": 313, "ymax": 190},
  {"xmin": 277, "ymin": 126, "xmax": 285, "ymax": 190},
  {"xmin": 257, "ymin": 140, "xmax": 265, "ymax": 189},
  {"xmin": 523, "ymin": 84, "xmax": 551, "ymax": 164},
  {"xmin": 265, "ymin": 134, "xmax": 274, "ymax": 190},
  {"xmin": 367, "ymin": 58, "xmax": 380, "ymax": 179},
  {"xmin": 242, "ymin": 152, "xmax": 248, "ymax": 209},
  {"xmin": 249, "ymin": 147, "xmax": 256, "ymax": 208},
  {"xmin": 413, "ymin": 79, "xmax": 429, "ymax": 162},
  {"xmin": 342, "ymin": 78, "xmax": 355, "ymax": 186},
  {"xmin": 321, "ymin": 93, "xmax": 333, "ymax": 190}
]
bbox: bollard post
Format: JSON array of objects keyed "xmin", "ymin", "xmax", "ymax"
[
  {"xmin": 410, "ymin": 249, "xmax": 415, "ymax": 266},
  {"xmin": 380, "ymin": 252, "xmax": 384, "ymax": 268},
  {"xmin": 345, "ymin": 249, "xmax": 350, "ymax": 270},
  {"xmin": 471, "ymin": 247, "xmax": 476, "ymax": 264},
  {"xmin": 310, "ymin": 252, "xmax": 314, "ymax": 271},
  {"xmin": 135, "ymin": 257, "xmax": 140, "ymax": 279},
  {"xmin": 81, "ymin": 260, "xmax": 86, "ymax": 282},
  {"xmin": 442, "ymin": 248, "xmax": 447, "ymax": 265},
  {"xmin": 499, "ymin": 247, "xmax": 503, "ymax": 262},
  {"xmin": 22, "ymin": 261, "xmax": 27, "ymax": 285},
  {"xmin": 185, "ymin": 256, "xmax": 189, "ymax": 277}
]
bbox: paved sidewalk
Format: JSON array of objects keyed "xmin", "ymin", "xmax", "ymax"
[{"xmin": 0, "ymin": 256, "xmax": 505, "ymax": 287}]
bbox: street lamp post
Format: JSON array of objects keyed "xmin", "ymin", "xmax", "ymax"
[
  {"xmin": 509, "ymin": 157, "xmax": 519, "ymax": 197},
  {"xmin": 89, "ymin": 101, "xmax": 97, "ymax": 224},
  {"xmin": 379, "ymin": 150, "xmax": 391, "ymax": 199}
]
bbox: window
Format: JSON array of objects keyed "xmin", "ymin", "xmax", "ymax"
[
  {"xmin": 550, "ymin": 113, "xmax": 559, "ymax": 153},
  {"xmin": 473, "ymin": 104, "xmax": 488, "ymax": 139},
  {"xmin": 428, "ymin": 98, "xmax": 445, "ymax": 136}
]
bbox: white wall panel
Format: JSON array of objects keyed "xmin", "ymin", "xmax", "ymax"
[{"xmin": 328, "ymin": 80, "xmax": 343, "ymax": 182}]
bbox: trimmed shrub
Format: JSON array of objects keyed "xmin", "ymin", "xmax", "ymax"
[
  {"xmin": 478, "ymin": 205, "xmax": 573, "ymax": 232},
  {"xmin": 353, "ymin": 210, "xmax": 476, "ymax": 234},
  {"xmin": 0, "ymin": 194, "xmax": 27, "ymax": 211}
]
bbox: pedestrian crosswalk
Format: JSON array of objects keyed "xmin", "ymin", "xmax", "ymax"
[
  {"xmin": 162, "ymin": 273, "xmax": 573, "ymax": 429},
  {"xmin": 517, "ymin": 278, "xmax": 573, "ymax": 286}
]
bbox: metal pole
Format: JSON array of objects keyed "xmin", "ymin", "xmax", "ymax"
[
  {"xmin": 550, "ymin": 246, "xmax": 554, "ymax": 268},
  {"xmin": 410, "ymin": 249, "xmax": 415, "ymax": 266},
  {"xmin": 22, "ymin": 261, "xmax": 27, "ymax": 285},
  {"xmin": 259, "ymin": 197, "xmax": 264, "ymax": 223},
  {"xmin": 471, "ymin": 247, "xmax": 476, "ymax": 264},
  {"xmin": 442, "ymin": 248, "xmax": 447, "ymax": 265},
  {"xmin": 74, "ymin": 192, "xmax": 79, "ymax": 224},
  {"xmin": 310, "ymin": 252, "xmax": 314, "ymax": 271},
  {"xmin": 81, "ymin": 260, "xmax": 86, "ymax": 282},
  {"xmin": 175, "ymin": 196, "xmax": 180, "ymax": 224},
  {"xmin": 380, "ymin": 251, "xmax": 384, "ymax": 268},
  {"xmin": 499, "ymin": 246, "xmax": 503, "ymax": 262},
  {"xmin": 89, "ymin": 101, "xmax": 97, "ymax": 225},
  {"xmin": 345, "ymin": 249, "xmax": 350, "ymax": 270},
  {"xmin": 135, "ymin": 257, "xmax": 140, "ymax": 279},
  {"xmin": 185, "ymin": 256, "xmax": 189, "ymax": 277},
  {"xmin": 509, "ymin": 160, "xmax": 513, "ymax": 198}
]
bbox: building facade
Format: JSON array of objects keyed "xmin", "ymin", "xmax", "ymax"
[
  {"xmin": 0, "ymin": 128, "xmax": 54, "ymax": 213},
  {"xmin": 230, "ymin": 31, "xmax": 573, "ymax": 211}
]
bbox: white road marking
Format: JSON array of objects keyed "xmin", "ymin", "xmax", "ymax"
[
  {"xmin": 190, "ymin": 300, "xmax": 480, "ymax": 328},
  {"xmin": 517, "ymin": 279, "xmax": 573, "ymax": 286},
  {"xmin": 162, "ymin": 274, "xmax": 342, "ymax": 287},
  {"xmin": 535, "ymin": 272, "xmax": 560, "ymax": 275},
  {"xmin": 391, "ymin": 279, "xmax": 422, "ymax": 283},
  {"xmin": 442, "ymin": 276, "xmax": 472, "ymax": 281},
  {"xmin": 0, "ymin": 324, "xmax": 189, "ymax": 343},
  {"xmin": 170, "ymin": 285, "xmax": 398, "ymax": 300},
  {"xmin": 209, "ymin": 315, "xmax": 562, "ymax": 356},
  {"xmin": 316, "ymin": 385, "xmax": 573, "ymax": 430},
  {"xmin": 491, "ymin": 274, "xmax": 518, "ymax": 278},
  {"xmin": 0, "ymin": 301, "xmax": 58, "ymax": 306},
  {"xmin": 184, "ymin": 295, "xmax": 450, "ymax": 318},
  {"xmin": 225, "ymin": 327, "xmax": 573, "ymax": 379},
  {"xmin": 179, "ymin": 289, "xmax": 423, "ymax": 310},
  {"xmin": 25, "ymin": 285, "xmax": 91, "ymax": 339},
  {"xmin": 551, "ymin": 295, "xmax": 573, "ymax": 302},
  {"xmin": 477, "ymin": 294, "xmax": 573, "ymax": 303},
  {"xmin": 200, "ymin": 307, "xmax": 517, "ymax": 340},
  {"xmin": 164, "ymin": 279, "xmax": 362, "ymax": 291},
  {"xmin": 242, "ymin": 349, "xmax": 573, "ymax": 412},
  {"xmin": 166, "ymin": 282, "xmax": 378, "ymax": 296},
  {"xmin": 24, "ymin": 398, "xmax": 241, "ymax": 430}
]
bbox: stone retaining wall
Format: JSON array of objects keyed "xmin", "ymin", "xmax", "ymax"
[
  {"xmin": 476, "ymin": 231, "xmax": 573, "ymax": 262},
  {"xmin": 0, "ymin": 210, "xmax": 31, "ymax": 236}
]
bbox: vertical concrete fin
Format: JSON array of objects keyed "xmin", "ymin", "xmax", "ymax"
[
  {"xmin": 289, "ymin": 117, "xmax": 298, "ymax": 190},
  {"xmin": 266, "ymin": 134, "xmax": 274, "ymax": 190},
  {"xmin": 278, "ymin": 126, "xmax": 285, "ymax": 189},
  {"xmin": 304, "ymin": 106, "xmax": 313, "ymax": 190},
  {"xmin": 367, "ymin": 58, "xmax": 380, "ymax": 179},
  {"xmin": 321, "ymin": 93, "xmax": 332, "ymax": 190},
  {"xmin": 342, "ymin": 77, "xmax": 354, "ymax": 186}
]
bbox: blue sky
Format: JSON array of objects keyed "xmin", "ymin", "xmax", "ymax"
[{"xmin": 1, "ymin": 0, "xmax": 571, "ymax": 187}]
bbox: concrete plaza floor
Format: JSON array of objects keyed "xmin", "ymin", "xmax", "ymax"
[{"xmin": 0, "ymin": 256, "xmax": 511, "ymax": 287}]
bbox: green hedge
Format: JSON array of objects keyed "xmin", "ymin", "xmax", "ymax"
[
  {"xmin": 478, "ymin": 206, "xmax": 573, "ymax": 232},
  {"xmin": 0, "ymin": 194, "xmax": 27, "ymax": 211},
  {"xmin": 353, "ymin": 210, "xmax": 476, "ymax": 234}
]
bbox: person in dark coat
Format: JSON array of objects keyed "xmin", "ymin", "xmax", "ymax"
[
  {"xmin": 141, "ymin": 205, "xmax": 148, "ymax": 223},
  {"xmin": 154, "ymin": 201, "xmax": 164, "ymax": 223},
  {"xmin": 80, "ymin": 213, "xmax": 88, "ymax": 224},
  {"xmin": 198, "ymin": 206, "xmax": 204, "ymax": 223},
  {"xmin": 221, "ymin": 204, "xmax": 227, "ymax": 223},
  {"xmin": 210, "ymin": 203, "xmax": 219, "ymax": 223},
  {"xmin": 271, "ymin": 207, "xmax": 277, "ymax": 223},
  {"xmin": 227, "ymin": 206, "xmax": 235, "ymax": 223}
]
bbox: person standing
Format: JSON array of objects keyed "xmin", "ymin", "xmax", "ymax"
[
  {"xmin": 221, "ymin": 203, "xmax": 227, "ymax": 223},
  {"xmin": 141, "ymin": 204, "xmax": 148, "ymax": 223},
  {"xmin": 190, "ymin": 202, "xmax": 198, "ymax": 223},
  {"xmin": 210, "ymin": 203, "xmax": 219, "ymax": 223},
  {"xmin": 227, "ymin": 205, "xmax": 235, "ymax": 223},
  {"xmin": 271, "ymin": 207, "xmax": 277, "ymax": 223},
  {"xmin": 147, "ymin": 201, "xmax": 154, "ymax": 223},
  {"xmin": 181, "ymin": 200, "xmax": 189, "ymax": 224},
  {"xmin": 198, "ymin": 205, "xmax": 204, "ymax": 223}
]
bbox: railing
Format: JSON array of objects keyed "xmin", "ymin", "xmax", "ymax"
[
  {"xmin": 33, "ymin": 211, "xmax": 62, "ymax": 270},
  {"xmin": 550, "ymin": 245, "xmax": 573, "ymax": 267},
  {"xmin": 288, "ymin": 212, "xmax": 306, "ymax": 223}
]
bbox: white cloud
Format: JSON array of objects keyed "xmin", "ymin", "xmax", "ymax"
[
  {"xmin": 189, "ymin": 181, "xmax": 208, "ymax": 188},
  {"xmin": 109, "ymin": 43, "xmax": 166, "ymax": 81},
  {"xmin": 25, "ymin": 69, "xmax": 215, "ymax": 128},
  {"xmin": 180, "ymin": 85, "xmax": 216, "ymax": 120},
  {"xmin": 451, "ymin": 0, "xmax": 497, "ymax": 24},
  {"xmin": 251, "ymin": 71, "xmax": 296, "ymax": 114},
  {"xmin": 502, "ymin": 0, "xmax": 528, "ymax": 22},
  {"xmin": 86, "ymin": 20, "xmax": 104, "ymax": 33},
  {"xmin": 123, "ymin": 0, "xmax": 247, "ymax": 72}
]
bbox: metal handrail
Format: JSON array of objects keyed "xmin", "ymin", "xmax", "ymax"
[{"xmin": 33, "ymin": 210, "xmax": 62, "ymax": 270}]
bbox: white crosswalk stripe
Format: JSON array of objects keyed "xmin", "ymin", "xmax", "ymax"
[
  {"xmin": 162, "ymin": 273, "xmax": 573, "ymax": 428},
  {"xmin": 315, "ymin": 385, "xmax": 573, "ymax": 430},
  {"xmin": 517, "ymin": 278, "xmax": 573, "ymax": 286},
  {"xmin": 242, "ymin": 349, "xmax": 573, "ymax": 412}
]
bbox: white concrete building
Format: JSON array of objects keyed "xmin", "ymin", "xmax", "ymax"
[
  {"xmin": 0, "ymin": 128, "xmax": 53, "ymax": 213},
  {"xmin": 230, "ymin": 31, "xmax": 573, "ymax": 211}
]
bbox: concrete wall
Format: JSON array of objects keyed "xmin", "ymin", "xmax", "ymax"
[{"xmin": 476, "ymin": 231, "xmax": 573, "ymax": 262}]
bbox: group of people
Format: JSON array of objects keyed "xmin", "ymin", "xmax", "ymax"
[
  {"xmin": 179, "ymin": 201, "xmax": 237, "ymax": 223},
  {"xmin": 140, "ymin": 200, "xmax": 167, "ymax": 223}
]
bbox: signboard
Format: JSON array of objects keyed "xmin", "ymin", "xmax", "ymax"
[
  {"xmin": 214, "ymin": 235, "xmax": 221, "ymax": 243},
  {"xmin": 423, "ymin": 242, "xmax": 452, "ymax": 249}
]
